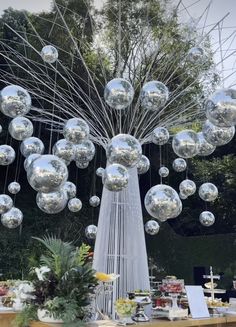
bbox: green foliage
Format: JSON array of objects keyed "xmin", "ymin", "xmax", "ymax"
[
  {"xmin": 15, "ymin": 236, "xmax": 97, "ymax": 326},
  {"xmin": 14, "ymin": 305, "xmax": 37, "ymax": 327}
]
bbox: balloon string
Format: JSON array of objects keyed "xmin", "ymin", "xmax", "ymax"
[
  {"xmin": 185, "ymin": 159, "xmax": 188, "ymax": 179},
  {"xmin": 48, "ymin": 60, "xmax": 58, "ymax": 153},
  {"xmin": 3, "ymin": 123, "xmax": 11, "ymax": 194},
  {"xmin": 117, "ymin": 0, "xmax": 122, "ymax": 77},
  {"xmin": 159, "ymin": 145, "xmax": 162, "ymax": 184}
]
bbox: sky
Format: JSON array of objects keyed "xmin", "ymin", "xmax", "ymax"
[{"xmin": 0, "ymin": 0, "xmax": 235, "ymax": 86}]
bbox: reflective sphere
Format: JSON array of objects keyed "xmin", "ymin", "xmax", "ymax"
[
  {"xmin": 74, "ymin": 140, "xmax": 95, "ymax": 162},
  {"xmin": 76, "ymin": 161, "xmax": 89, "ymax": 169},
  {"xmin": 197, "ymin": 132, "xmax": 216, "ymax": 156},
  {"xmin": 41, "ymin": 45, "xmax": 58, "ymax": 63},
  {"xmin": 0, "ymin": 125, "xmax": 2, "ymax": 133},
  {"xmin": 89, "ymin": 195, "xmax": 100, "ymax": 207},
  {"xmin": 0, "ymin": 194, "xmax": 13, "ymax": 214},
  {"xmin": 172, "ymin": 130, "xmax": 199, "ymax": 158},
  {"xmin": 159, "ymin": 166, "xmax": 169, "ymax": 178},
  {"xmin": 85, "ymin": 224, "xmax": 97, "ymax": 239},
  {"xmin": 68, "ymin": 197, "xmax": 82, "ymax": 212},
  {"xmin": 172, "ymin": 158, "xmax": 187, "ymax": 172},
  {"xmin": 0, "ymin": 145, "xmax": 15, "ymax": 165},
  {"xmin": 62, "ymin": 181, "xmax": 76, "ymax": 199},
  {"xmin": 187, "ymin": 47, "xmax": 204, "ymax": 63},
  {"xmin": 27, "ymin": 154, "xmax": 68, "ymax": 193},
  {"xmin": 140, "ymin": 81, "xmax": 169, "ymax": 111},
  {"xmin": 145, "ymin": 220, "xmax": 160, "ymax": 235},
  {"xmin": 9, "ymin": 116, "xmax": 33, "ymax": 140},
  {"xmin": 96, "ymin": 167, "xmax": 105, "ymax": 177},
  {"xmin": 137, "ymin": 155, "xmax": 150, "ymax": 175},
  {"xmin": 144, "ymin": 184, "xmax": 182, "ymax": 220},
  {"xmin": 63, "ymin": 118, "xmax": 89, "ymax": 144},
  {"xmin": 0, "ymin": 85, "xmax": 31, "ymax": 118},
  {"xmin": 202, "ymin": 120, "xmax": 235, "ymax": 146},
  {"xmin": 103, "ymin": 163, "xmax": 129, "ymax": 192},
  {"xmin": 179, "ymin": 179, "xmax": 196, "ymax": 197},
  {"xmin": 199, "ymin": 183, "xmax": 218, "ymax": 202},
  {"xmin": 152, "ymin": 127, "xmax": 169, "ymax": 145},
  {"xmin": 104, "ymin": 78, "xmax": 134, "ymax": 110},
  {"xmin": 52, "ymin": 139, "xmax": 74, "ymax": 164},
  {"xmin": 206, "ymin": 89, "xmax": 236, "ymax": 127},
  {"xmin": 8, "ymin": 182, "xmax": 21, "ymax": 194},
  {"xmin": 106, "ymin": 134, "xmax": 142, "ymax": 168},
  {"xmin": 179, "ymin": 192, "xmax": 188, "ymax": 200},
  {"xmin": 24, "ymin": 153, "xmax": 41, "ymax": 171},
  {"xmin": 1, "ymin": 207, "xmax": 23, "ymax": 229},
  {"xmin": 36, "ymin": 190, "xmax": 67, "ymax": 214},
  {"xmin": 20, "ymin": 137, "xmax": 45, "ymax": 157},
  {"xmin": 199, "ymin": 211, "xmax": 215, "ymax": 227}
]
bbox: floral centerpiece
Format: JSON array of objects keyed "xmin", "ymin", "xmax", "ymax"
[
  {"xmin": 115, "ymin": 298, "xmax": 136, "ymax": 325},
  {"xmin": 15, "ymin": 235, "xmax": 97, "ymax": 327}
]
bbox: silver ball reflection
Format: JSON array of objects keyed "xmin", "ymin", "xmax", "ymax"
[
  {"xmin": 36, "ymin": 190, "xmax": 67, "ymax": 214},
  {"xmin": 0, "ymin": 194, "xmax": 13, "ymax": 214},
  {"xmin": 1, "ymin": 207, "xmax": 23, "ymax": 229},
  {"xmin": 106, "ymin": 134, "xmax": 142, "ymax": 168},
  {"xmin": 9, "ymin": 116, "xmax": 33, "ymax": 141},
  {"xmin": 24, "ymin": 153, "xmax": 41, "ymax": 171},
  {"xmin": 158, "ymin": 166, "xmax": 169, "ymax": 178},
  {"xmin": 199, "ymin": 183, "xmax": 218, "ymax": 202},
  {"xmin": 104, "ymin": 78, "xmax": 134, "ymax": 110},
  {"xmin": 179, "ymin": 179, "xmax": 196, "ymax": 197},
  {"xmin": 68, "ymin": 198, "xmax": 82, "ymax": 212},
  {"xmin": 103, "ymin": 163, "xmax": 129, "ymax": 192},
  {"xmin": 199, "ymin": 211, "xmax": 215, "ymax": 227},
  {"xmin": 0, "ymin": 85, "xmax": 31, "ymax": 118},
  {"xmin": 187, "ymin": 47, "xmax": 204, "ymax": 63},
  {"xmin": 140, "ymin": 81, "xmax": 169, "ymax": 111},
  {"xmin": 20, "ymin": 137, "xmax": 45, "ymax": 157},
  {"xmin": 89, "ymin": 195, "xmax": 100, "ymax": 207},
  {"xmin": 206, "ymin": 89, "xmax": 236, "ymax": 127},
  {"xmin": 27, "ymin": 154, "xmax": 68, "ymax": 193},
  {"xmin": 76, "ymin": 161, "xmax": 89, "ymax": 169},
  {"xmin": 202, "ymin": 120, "xmax": 235, "ymax": 146},
  {"xmin": 63, "ymin": 118, "xmax": 90, "ymax": 144},
  {"xmin": 144, "ymin": 184, "xmax": 182, "ymax": 220},
  {"xmin": 62, "ymin": 181, "xmax": 76, "ymax": 199},
  {"xmin": 8, "ymin": 182, "xmax": 21, "ymax": 194},
  {"xmin": 172, "ymin": 158, "xmax": 187, "ymax": 172},
  {"xmin": 41, "ymin": 45, "xmax": 58, "ymax": 63},
  {"xmin": 137, "ymin": 155, "xmax": 150, "ymax": 175},
  {"xmin": 197, "ymin": 132, "xmax": 216, "ymax": 156},
  {"xmin": 152, "ymin": 127, "xmax": 169, "ymax": 145},
  {"xmin": 0, "ymin": 125, "xmax": 2, "ymax": 133},
  {"xmin": 96, "ymin": 167, "xmax": 105, "ymax": 177},
  {"xmin": 172, "ymin": 130, "xmax": 199, "ymax": 158},
  {"xmin": 0, "ymin": 145, "xmax": 15, "ymax": 165},
  {"xmin": 52, "ymin": 139, "xmax": 74, "ymax": 164},
  {"xmin": 145, "ymin": 220, "xmax": 160, "ymax": 235},
  {"xmin": 85, "ymin": 224, "xmax": 97, "ymax": 239},
  {"xmin": 74, "ymin": 140, "xmax": 95, "ymax": 163}
]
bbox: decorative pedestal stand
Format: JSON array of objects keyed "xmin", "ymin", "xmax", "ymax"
[{"xmin": 93, "ymin": 167, "xmax": 150, "ymax": 318}]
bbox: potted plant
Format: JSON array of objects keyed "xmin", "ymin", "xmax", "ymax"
[{"xmin": 15, "ymin": 235, "xmax": 97, "ymax": 327}]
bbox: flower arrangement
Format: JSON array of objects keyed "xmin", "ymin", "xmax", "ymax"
[
  {"xmin": 15, "ymin": 235, "xmax": 98, "ymax": 327},
  {"xmin": 115, "ymin": 298, "xmax": 136, "ymax": 317}
]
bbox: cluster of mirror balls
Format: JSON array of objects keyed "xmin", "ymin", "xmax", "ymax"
[{"xmin": 0, "ymin": 44, "xmax": 235, "ymax": 236}]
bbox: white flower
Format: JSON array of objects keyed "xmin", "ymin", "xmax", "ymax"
[{"xmin": 35, "ymin": 266, "xmax": 51, "ymax": 281}]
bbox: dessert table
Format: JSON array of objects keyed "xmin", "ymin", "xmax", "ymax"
[{"xmin": 30, "ymin": 317, "xmax": 236, "ymax": 327}]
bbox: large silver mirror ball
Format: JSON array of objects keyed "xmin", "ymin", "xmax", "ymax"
[
  {"xmin": 144, "ymin": 184, "xmax": 182, "ymax": 220},
  {"xmin": 172, "ymin": 130, "xmax": 199, "ymax": 158},
  {"xmin": 27, "ymin": 154, "xmax": 68, "ymax": 193},
  {"xmin": 140, "ymin": 81, "xmax": 169, "ymax": 111},
  {"xmin": 104, "ymin": 78, "xmax": 134, "ymax": 110},
  {"xmin": 152, "ymin": 127, "xmax": 169, "ymax": 145},
  {"xmin": 85, "ymin": 224, "xmax": 97, "ymax": 239},
  {"xmin": 8, "ymin": 116, "xmax": 33, "ymax": 141},
  {"xmin": 137, "ymin": 155, "xmax": 150, "ymax": 175},
  {"xmin": 36, "ymin": 190, "xmax": 68, "ymax": 214},
  {"xmin": 106, "ymin": 134, "xmax": 142, "ymax": 168},
  {"xmin": 145, "ymin": 220, "xmax": 160, "ymax": 235},
  {"xmin": 63, "ymin": 118, "xmax": 90, "ymax": 144},
  {"xmin": 0, "ymin": 145, "xmax": 16, "ymax": 166},
  {"xmin": 0, "ymin": 194, "xmax": 13, "ymax": 214},
  {"xmin": 0, "ymin": 85, "xmax": 31, "ymax": 118},
  {"xmin": 1, "ymin": 207, "xmax": 23, "ymax": 229},
  {"xmin": 199, "ymin": 211, "xmax": 215, "ymax": 227},
  {"xmin": 103, "ymin": 163, "xmax": 129, "ymax": 192},
  {"xmin": 202, "ymin": 120, "xmax": 235, "ymax": 146},
  {"xmin": 20, "ymin": 137, "xmax": 45, "ymax": 157},
  {"xmin": 199, "ymin": 182, "xmax": 218, "ymax": 202},
  {"xmin": 41, "ymin": 45, "xmax": 58, "ymax": 64}
]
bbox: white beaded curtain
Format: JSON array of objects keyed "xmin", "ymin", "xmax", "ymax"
[{"xmin": 93, "ymin": 167, "xmax": 150, "ymax": 302}]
